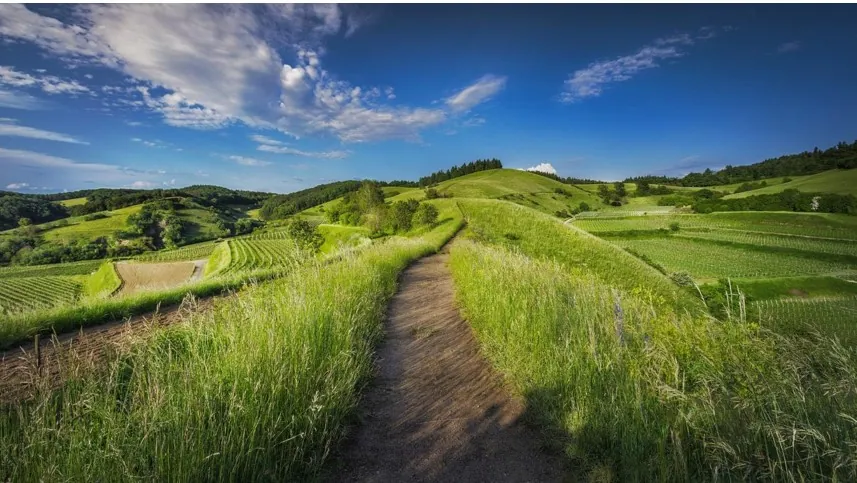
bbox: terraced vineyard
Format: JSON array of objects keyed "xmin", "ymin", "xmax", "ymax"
[
  {"xmin": 0, "ymin": 260, "xmax": 102, "ymax": 279},
  {"xmin": 677, "ymin": 231, "xmax": 857, "ymax": 257},
  {"xmin": 615, "ymin": 237, "xmax": 857, "ymax": 280},
  {"xmin": 135, "ymin": 241, "xmax": 217, "ymax": 262},
  {"xmin": 574, "ymin": 212, "xmax": 857, "ymax": 239},
  {"xmin": 218, "ymin": 238, "xmax": 302, "ymax": 275},
  {"xmin": 0, "ymin": 276, "xmax": 82, "ymax": 315},
  {"xmin": 753, "ymin": 296, "xmax": 857, "ymax": 344}
]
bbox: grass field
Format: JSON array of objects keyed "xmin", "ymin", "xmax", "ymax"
[
  {"xmin": 449, "ymin": 235, "xmax": 857, "ymax": 481},
  {"xmin": 316, "ymin": 224, "xmax": 371, "ymax": 254},
  {"xmin": 676, "ymin": 230, "xmax": 857, "ymax": 257},
  {"xmin": 0, "ymin": 208, "xmax": 462, "ymax": 481},
  {"xmin": 41, "ymin": 205, "xmax": 142, "ymax": 241},
  {"xmin": 752, "ymin": 296, "xmax": 857, "ymax": 344},
  {"xmin": 724, "ymin": 169, "xmax": 857, "ymax": 198},
  {"xmin": 57, "ymin": 197, "xmax": 87, "ymax": 207}
]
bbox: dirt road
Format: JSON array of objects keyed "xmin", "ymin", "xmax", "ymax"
[{"xmin": 329, "ymin": 250, "xmax": 565, "ymax": 482}]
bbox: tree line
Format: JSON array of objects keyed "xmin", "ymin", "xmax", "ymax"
[
  {"xmin": 418, "ymin": 159, "xmax": 502, "ymax": 187},
  {"xmin": 625, "ymin": 139, "xmax": 857, "ymax": 187}
]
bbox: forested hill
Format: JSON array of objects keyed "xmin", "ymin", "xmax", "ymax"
[
  {"xmin": 418, "ymin": 159, "xmax": 502, "ymax": 186},
  {"xmin": 626, "ymin": 139, "xmax": 857, "ymax": 187}
]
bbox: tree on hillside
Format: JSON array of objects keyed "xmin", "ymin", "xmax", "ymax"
[
  {"xmin": 287, "ymin": 219, "xmax": 323, "ymax": 253},
  {"xmin": 413, "ymin": 203, "xmax": 439, "ymax": 226}
]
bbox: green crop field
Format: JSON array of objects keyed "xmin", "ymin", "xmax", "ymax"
[
  {"xmin": 216, "ymin": 238, "xmax": 303, "ymax": 275},
  {"xmin": 0, "ymin": 259, "xmax": 102, "ymax": 279},
  {"xmin": 41, "ymin": 205, "xmax": 143, "ymax": 241},
  {"xmin": 724, "ymin": 169, "xmax": 857, "ymax": 198},
  {"xmin": 134, "ymin": 241, "xmax": 218, "ymax": 262},
  {"xmin": 615, "ymin": 237, "xmax": 856, "ymax": 280},
  {"xmin": 677, "ymin": 231, "xmax": 857, "ymax": 257},
  {"xmin": 753, "ymin": 296, "xmax": 857, "ymax": 343},
  {"xmin": 0, "ymin": 275, "xmax": 82, "ymax": 315},
  {"xmin": 316, "ymin": 224, "xmax": 371, "ymax": 254}
]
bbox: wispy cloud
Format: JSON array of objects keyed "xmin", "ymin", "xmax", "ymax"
[
  {"xmin": 777, "ymin": 41, "xmax": 801, "ymax": 54},
  {"xmin": 257, "ymin": 144, "xmax": 349, "ymax": 159},
  {"xmin": 561, "ymin": 29, "xmax": 720, "ymax": 103},
  {"xmin": 0, "ymin": 147, "xmax": 119, "ymax": 171},
  {"xmin": 227, "ymin": 155, "xmax": 272, "ymax": 167},
  {"xmin": 130, "ymin": 137, "xmax": 170, "ymax": 148},
  {"xmin": 0, "ymin": 118, "xmax": 88, "ymax": 144},
  {"xmin": 0, "ymin": 88, "xmax": 48, "ymax": 110},
  {"xmin": 6, "ymin": 182, "xmax": 29, "ymax": 189},
  {"xmin": 0, "ymin": 65, "xmax": 91, "ymax": 95},
  {"xmin": 446, "ymin": 75, "xmax": 507, "ymax": 112}
]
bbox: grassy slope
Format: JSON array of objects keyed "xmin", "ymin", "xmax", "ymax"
[
  {"xmin": 41, "ymin": 205, "xmax": 142, "ymax": 241},
  {"xmin": 0, "ymin": 209, "xmax": 463, "ymax": 481},
  {"xmin": 724, "ymin": 168, "xmax": 857, "ymax": 198},
  {"xmin": 58, "ymin": 197, "xmax": 87, "ymax": 207},
  {"xmin": 83, "ymin": 261, "xmax": 122, "ymax": 298}
]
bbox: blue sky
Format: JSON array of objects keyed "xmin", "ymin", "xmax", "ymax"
[{"xmin": 1, "ymin": 4, "xmax": 856, "ymax": 193}]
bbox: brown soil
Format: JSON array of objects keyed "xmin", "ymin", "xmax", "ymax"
[
  {"xmin": 329, "ymin": 251, "xmax": 566, "ymax": 482},
  {"xmin": 788, "ymin": 288, "xmax": 809, "ymax": 297},
  {"xmin": 0, "ymin": 297, "xmax": 214, "ymax": 405},
  {"xmin": 116, "ymin": 260, "xmax": 196, "ymax": 295}
]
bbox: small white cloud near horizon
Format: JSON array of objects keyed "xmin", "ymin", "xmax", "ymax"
[
  {"xmin": 0, "ymin": 118, "xmax": 88, "ymax": 144},
  {"xmin": 129, "ymin": 180, "xmax": 156, "ymax": 188},
  {"xmin": 524, "ymin": 162, "xmax": 557, "ymax": 175},
  {"xmin": 777, "ymin": 41, "xmax": 801, "ymax": 54},
  {"xmin": 228, "ymin": 155, "xmax": 272, "ymax": 167},
  {"xmin": 6, "ymin": 182, "xmax": 30, "ymax": 189},
  {"xmin": 446, "ymin": 75, "xmax": 507, "ymax": 112}
]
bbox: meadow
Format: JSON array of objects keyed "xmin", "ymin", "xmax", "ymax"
[
  {"xmin": 449, "ymin": 200, "xmax": 857, "ymax": 481},
  {"xmin": 0, "ymin": 207, "xmax": 462, "ymax": 481}
]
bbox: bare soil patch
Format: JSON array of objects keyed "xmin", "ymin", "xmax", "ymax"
[
  {"xmin": 116, "ymin": 260, "xmax": 196, "ymax": 295},
  {"xmin": 329, "ymin": 251, "xmax": 566, "ymax": 482}
]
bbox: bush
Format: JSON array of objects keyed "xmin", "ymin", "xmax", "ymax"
[
  {"xmin": 669, "ymin": 222, "xmax": 680, "ymax": 232},
  {"xmin": 83, "ymin": 212, "xmax": 108, "ymax": 221},
  {"xmin": 413, "ymin": 203, "xmax": 439, "ymax": 227}
]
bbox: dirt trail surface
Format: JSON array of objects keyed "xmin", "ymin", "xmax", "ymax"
[
  {"xmin": 330, "ymin": 251, "xmax": 565, "ymax": 482},
  {"xmin": 0, "ymin": 298, "xmax": 214, "ymax": 404},
  {"xmin": 116, "ymin": 260, "xmax": 196, "ymax": 295}
]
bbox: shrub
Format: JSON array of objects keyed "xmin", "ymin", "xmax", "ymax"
[
  {"xmin": 413, "ymin": 203, "xmax": 439, "ymax": 227},
  {"xmin": 286, "ymin": 219, "xmax": 324, "ymax": 253}
]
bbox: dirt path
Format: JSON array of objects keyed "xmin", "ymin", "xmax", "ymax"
[
  {"xmin": 329, "ymin": 251, "xmax": 565, "ymax": 482},
  {"xmin": 0, "ymin": 297, "xmax": 215, "ymax": 404}
]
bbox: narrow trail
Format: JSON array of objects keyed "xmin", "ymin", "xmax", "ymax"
[{"xmin": 330, "ymin": 250, "xmax": 565, "ymax": 482}]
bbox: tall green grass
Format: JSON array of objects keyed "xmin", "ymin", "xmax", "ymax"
[
  {"xmin": 450, "ymin": 239, "xmax": 857, "ymax": 481},
  {"xmin": 0, "ymin": 215, "xmax": 462, "ymax": 481}
]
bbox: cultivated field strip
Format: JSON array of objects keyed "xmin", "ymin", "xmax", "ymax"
[
  {"xmin": 677, "ymin": 231, "xmax": 857, "ymax": 257},
  {"xmin": 615, "ymin": 237, "xmax": 857, "ymax": 279},
  {"xmin": 134, "ymin": 242, "xmax": 217, "ymax": 262},
  {"xmin": 574, "ymin": 213, "xmax": 857, "ymax": 239},
  {"xmin": 220, "ymin": 238, "xmax": 302, "ymax": 274},
  {"xmin": 0, "ymin": 260, "xmax": 102, "ymax": 279},
  {"xmin": 0, "ymin": 276, "xmax": 82, "ymax": 315},
  {"xmin": 753, "ymin": 296, "xmax": 857, "ymax": 344}
]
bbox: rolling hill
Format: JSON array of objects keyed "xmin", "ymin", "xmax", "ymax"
[{"xmin": 724, "ymin": 169, "xmax": 857, "ymax": 199}]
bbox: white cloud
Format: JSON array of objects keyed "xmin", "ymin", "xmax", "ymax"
[
  {"xmin": 0, "ymin": 118, "xmax": 88, "ymax": 144},
  {"xmin": 251, "ymin": 134, "xmax": 286, "ymax": 146},
  {"xmin": 0, "ymin": 5, "xmax": 487, "ymax": 143},
  {"xmin": 130, "ymin": 137, "xmax": 169, "ymax": 148},
  {"xmin": 0, "ymin": 88, "xmax": 48, "ymax": 110},
  {"xmin": 129, "ymin": 180, "xmax": 156, "ymax": 188},
  {"xmin": 0, "ymin": 147, "xmax": 119, "ymax": 171},
  {"xmin": 777, "ymin": 41, "xmax": 801, "ymax": 54},
  {"xmin": 561, "ymin": 32, "xmax": 705, "ymax": 103},
  {"xmin": 125, "ymin": 120, "xmax": 143, "ymax": 127},
  {"xmin": 228, "ymin": 155, "xmax": 272, "ymax": 167},
  {"xmin": 524, "ymin": 163, "xmax": 557, "ymax": 175},
  {"xmin": 257, "ymin": 144, "xmax": 349, "ymax": 159},
  {"xmin": 0, "ymin": 65, "xmax": 91, "ymax": 95},
  {"xmin": 445, "ymin": 75, "xmax": 507, "ymax": 112},
  {"xmin": 462, "ymin": 116, "xmax": 486, "ymax": 127},
  {"xmin": 6, "ymin": 182, "xmax": 29, "ymax": 189}
]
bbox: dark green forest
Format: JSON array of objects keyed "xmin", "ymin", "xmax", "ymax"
[{"xmin": 626, "ymin": 140, "xmax": 857, "ymax": 187}]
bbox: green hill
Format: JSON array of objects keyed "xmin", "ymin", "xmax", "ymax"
[
  {"xmin": 390, "ymin": 169, "xmax": 603, "ymax": 215},
  {"xmin": 724, "ymin": 169, "xmax": 857, "ymax": 199}
]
